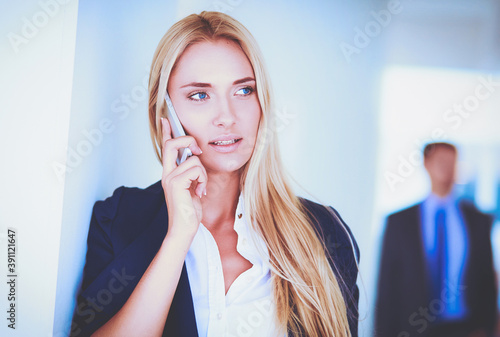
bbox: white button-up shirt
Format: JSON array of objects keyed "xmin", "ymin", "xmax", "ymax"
[{"xmin": 185, "ymin": 194, "xmax": 284, "ymax": 337}]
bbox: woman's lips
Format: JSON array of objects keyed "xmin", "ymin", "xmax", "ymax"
[{"xmin": 209, "ymin": 138, "xmax": 242, "ymax": 153}]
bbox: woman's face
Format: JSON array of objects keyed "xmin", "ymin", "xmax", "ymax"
[{"xmin": 167, "ymin": 38, "xmax": 262, "ymax": 174}]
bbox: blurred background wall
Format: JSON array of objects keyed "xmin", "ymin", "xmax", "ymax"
[{"xmin": 0, "ymin": 0, "xmax": 499, "ymax": 336}]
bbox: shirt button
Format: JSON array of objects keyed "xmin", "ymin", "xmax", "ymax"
[
  {"xmin": 242, "ymin": 239, "xmax": 247, "ymax": 245},
  {"xmin": 217, "ymin": 313, "xmax": 222, "ymax": 320},
  {"xmin": 238, "ymin": 213, "xmax": 243, "ymax": 219}
]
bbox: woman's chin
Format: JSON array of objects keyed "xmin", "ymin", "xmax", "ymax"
[{"xmin": 203, "ymin": 156, "xmax": 249, "ymax": 175}]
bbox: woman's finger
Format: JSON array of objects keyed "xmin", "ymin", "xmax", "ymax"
[
  {"xmin": 172, "ymin": 156, "xmax": 208, "ymax": 198},
  {"xmin": 169, "ymin": 164, "xmax": 208, "ymax": 199},
  {"xmin": 161, "ymin": 118, "xmax": 202, "ymax": 174}
]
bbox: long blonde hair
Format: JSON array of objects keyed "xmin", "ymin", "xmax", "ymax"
[{"xmin": 148, "ymin": 11, "xmax": 354, "ymax": 336}]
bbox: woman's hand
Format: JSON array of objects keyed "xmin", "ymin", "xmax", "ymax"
[
  {"xmin": 90, "ymin": 119, "xmax": 206, "ymax": 337},
  {"xmin": 161, "ymin": 117, "xmax": 206, "ymax": 241}
]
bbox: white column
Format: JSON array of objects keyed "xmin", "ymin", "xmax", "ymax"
[{"xmin": 0, "ymin": 0, "xmax": 79, "ymax": 336}]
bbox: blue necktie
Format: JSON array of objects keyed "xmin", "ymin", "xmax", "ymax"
[{"xmin": 433, "ymin": 208, "xmax": 447, "ymax": 305}]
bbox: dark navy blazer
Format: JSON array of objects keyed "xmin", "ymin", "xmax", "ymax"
[{"xmin": 71, "ymin": 180, "xmax": 360, "ymax": 337}]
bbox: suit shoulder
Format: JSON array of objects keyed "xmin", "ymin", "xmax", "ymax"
[
  {"xmin": 119, "ymin": 180, "xmax": 163, "ymax": 200},
  {"xmin": 92, "ymin": 180, "xmax": 164, "ymax": 232},
  {"xmin": 112, "ymin": 179, "xmax": 163, "ymax": 207},
  {"xmin": 386, "ymin": 203, "xmax": 421, "ymax": 223},
  {"xmin": 460, "ymin": 199, "xmax": 492, "ymax": 216},
  {"xmin": 300, "ymin": 197, "xmax": 331, "ymax": 220},
  {"xmin": 459, "ymin": 200, "xmax": 494, "ymax": 228},
  {"xmin": 94, "ymin": 179, "xmax": 162, "ymax": 211},
  {"xmin": 299, "ymin": 198, "xmax": 359, "ymax": 259},
  {"xmin": 299, "ymin": 197, "xmax": 343, "ymax": 234}
]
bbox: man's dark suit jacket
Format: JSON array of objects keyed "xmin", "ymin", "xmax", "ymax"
[
  {"xmin": 375, "ymin": 200, "xmax": 497, "ymax": 337},
  {"xmin": 71, "ymin": 181, "xmax": 360, "ymax": 337}
]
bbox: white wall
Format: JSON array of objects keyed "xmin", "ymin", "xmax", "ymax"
[{"xmin": 0, "ymin": 0, "xmax": 79, "ymax": 336}]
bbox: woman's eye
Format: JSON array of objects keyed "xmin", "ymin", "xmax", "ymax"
[
  {"xmin": 236, "ymin": 87, "xmax": 253, "ymax": 96},
  {"xmin": 189, "ymin": 92, "xmax": 208, "ymax": 101}
]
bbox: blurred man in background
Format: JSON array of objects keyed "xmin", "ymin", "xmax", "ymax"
[{"xmin": 375, "ymin": 142, "xmax": 497, "ymax": 337}]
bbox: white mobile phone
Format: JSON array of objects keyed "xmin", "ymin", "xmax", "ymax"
[{"xmin": 164, "ymin": 92, "xmax": 193, "ymax": 165}]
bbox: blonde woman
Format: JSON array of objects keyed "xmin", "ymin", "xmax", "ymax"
[{"xmin": 72, "ymin": 11, "xmax": 359, "ymax": 337}]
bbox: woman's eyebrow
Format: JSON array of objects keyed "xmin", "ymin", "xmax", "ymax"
[
  {"xmin": 233, "ymin": 77, "xmax": 255, "ymax": 85},
  {"xmin": 179, "ymin": 77, "xmax": 255, "ymax": 89},
  {"xmin": 180, "ymin": 82, "xmax": 211, "ymax": 88}
]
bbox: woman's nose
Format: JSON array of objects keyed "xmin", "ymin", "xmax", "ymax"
[{"xmin": 213, "ymin": 97, "xmax": 236, "ymax": 128}]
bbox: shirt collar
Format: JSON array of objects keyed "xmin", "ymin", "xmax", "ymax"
[
  {"xmin": 425, "ymin": 188, "xmax": 461, "ymax": 209},
  {"xmin": 233, "ymin": 193, "xmax": 270, "ymax": 264},
  {"xmin": 234, "ymin": 192, "xmax": 245, "ymax": 224}
]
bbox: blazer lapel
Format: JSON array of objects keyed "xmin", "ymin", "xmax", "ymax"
[{"xmin": 414, "ymin": 204, "xmax": 432, "ymax": 303}]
